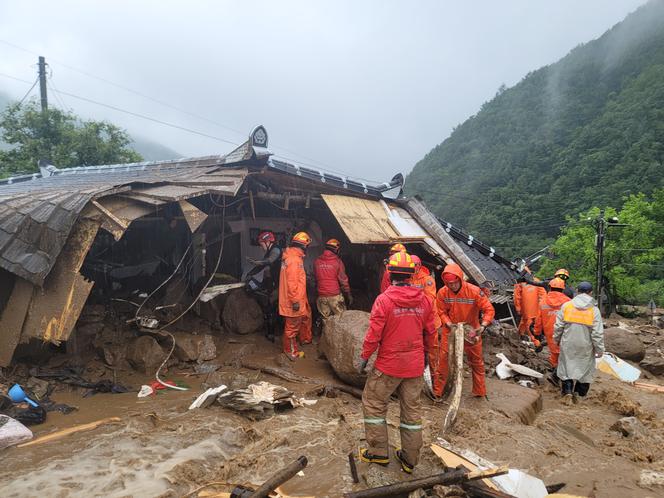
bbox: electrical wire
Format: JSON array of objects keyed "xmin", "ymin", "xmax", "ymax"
[{"xmin": 17, "ymin": 77, "xmax": 39, "ymax": 105}]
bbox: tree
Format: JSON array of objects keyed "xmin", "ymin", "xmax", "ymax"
[
  {"xmin": 0, "ymin": 101, "xmax": 142, "ymax": 177},
  {"xmin": 538, "ymin": 191, "xmax": 664, "ymax": 306}
]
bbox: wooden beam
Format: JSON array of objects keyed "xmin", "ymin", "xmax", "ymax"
[
  {"xmin": 405, "ymin": 198, "xmax": 486, "ymax": 284},
  {"xmin": 0, "ymin": 277, "xmax": 34, "ymax": 367}
]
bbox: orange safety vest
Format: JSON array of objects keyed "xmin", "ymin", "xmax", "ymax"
[{"xmin": 562, "ymin": 303, "xmax": 594, "ymax": 326}]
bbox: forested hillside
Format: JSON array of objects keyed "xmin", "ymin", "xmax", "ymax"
[{"xmin": 406, "ymin": 0, "xmax": 664, "ymax": 258}]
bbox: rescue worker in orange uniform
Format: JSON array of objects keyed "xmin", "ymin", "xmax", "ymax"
[
  {"xmin": 514, "ymin": 273, "xmax": 546, "ymax": 347},
  {"xmin": 279, "ymin": 231, "xmax": 313, "ymax": 359},
  {"xmin": 435, "ymin": 263, "xmax": 495, "ymax": 398},
  {"xmin": 533, "ymin": 277, "xmax": 571, "ymax": 377},
  {"xmin": 380, "ymin": 243, "xmax": 406, "ymax": 293},
  {"xmin": 314, "ymin": 238, "xmax": 352, "ymax": 321},
  {"xmin": 358, "ymin": 251, "xmax": 436, "ymax": 474}
]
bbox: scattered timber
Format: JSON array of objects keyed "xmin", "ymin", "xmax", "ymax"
[
  {"xmin": 17, "ymin": 417, "xmax": 121, "ymax": 448},
  {"xmin": 240, "ymin": 359, "xmax": 363, "ymax": 399},
  {"xmin": 442, "ymin": 323, "xmax": 465, "ymax": 432},
  {"xmin": 342, "ymin": 466, "xmax": 509, "ymax": 498},
  {"xmin": 249, "ymin": 455, "xmax": 308, "ymax": 498}
]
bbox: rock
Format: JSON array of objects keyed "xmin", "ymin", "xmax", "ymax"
[
  {"xmin": 319, "ymin": 310, "xmax": 375, "ymax": 387},
  {"xmin": 222, "ymin": 291, "xmax": 264, "ymax": 335},
  {"xmin": 640, "ymin": 352, "xmax": 664, "ymax": 376},
  {"xmin": 610, "ymin": 416, "xmax": 647, "ymax": 438},
  {"xmin": 639, "ymin": 470, "xmax": 664, "ymax": 488},
  {"xmin": 603, "ymin": 327, "xmax": 646, "ymax": 362},
  {"xmin": 126, "ymin": 336, "xmax": 167, "ymax": 374},
  {"xmin": 171, "ymin": 332, "xmax": 217, "ymax": 362}
]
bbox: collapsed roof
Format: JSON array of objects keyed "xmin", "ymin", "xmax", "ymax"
[{"xmin": 0, "ymin": 125, "xmax": 519, "ymax": 365}]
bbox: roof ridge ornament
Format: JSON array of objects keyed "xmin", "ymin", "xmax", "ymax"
[{"xmin": 250, "ymin": 125, "xmax": 268, "ymax": 148}]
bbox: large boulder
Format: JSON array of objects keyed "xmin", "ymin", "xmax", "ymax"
[
  {"xmin": 319, "ymin": 310, "xmax": 375, "ymax": 387},
  {"xmin": 223, "ymin": 290, "xmax": 264, "ymax": 335},
  {"xmin": 603, "ymin": 327, "xmax": 646, "ymax": 362},
  {"xmin": 127, "ymin": 336, "xmax": 167, "ymax": 374},
  {"xmin": 640, "ymin": 351, "xmax": 664, "ymax": 376},
  {"xmin": 171, "ymin": 332, "xmax": 217, "ymax": 362}
]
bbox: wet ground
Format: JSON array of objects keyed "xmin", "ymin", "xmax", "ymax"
[{"xmin": 1, "ymin": 328, "xmax": 664, "ymax": 497}]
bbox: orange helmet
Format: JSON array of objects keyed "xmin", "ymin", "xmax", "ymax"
[
  {"xmin": 554, "ymin": 268, "xmax": 570, "ymax": 280},
  {"xmin": 386, "ymin": 251, "xmax": 416, "ymax": 275},
  {"xmin": 291, "ymin": 231, "xmax": 312, "ymax": 247},
  {"xmin": 549, "ymin": 277, "xmax": 566, "ymax": 290},
  {"xmin": 325, "ymin": 238, "xmax": 341, "ymax": 252},
  {"xmin": 410, "ymin": 254, "xmax": 422, "ymax": 270},
  {"xmin": 389, "ymin": 243, "xmax": 406, "ymax": 255}
]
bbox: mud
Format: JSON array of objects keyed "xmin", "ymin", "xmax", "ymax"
[{"xmin": 1, "ymin": 316, "xmax": 664, "ymax": 497}]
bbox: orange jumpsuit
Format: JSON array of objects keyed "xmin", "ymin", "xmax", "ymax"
[
  {"xmin": 533, "ymin": 290, "xmax": 571, "ymax": 367},
  {"xmin": 514, "ymin": 282, "xmax": 546, "ymax": 340},
  {"xmin": 278, "ymin": 246, "xmax": 312, "ymax": 355},
  {"xmin": 435, "ymin": 265, "xmax": 495, "ymax": 397},
  {"xmin": 411, "ymin": 267, "xmax": 442, "ymax": 377}
]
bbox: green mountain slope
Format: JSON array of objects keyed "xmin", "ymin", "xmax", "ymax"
[{"xmin": 406, "ymin": 0, "xmax": 664, "ymax": 258}]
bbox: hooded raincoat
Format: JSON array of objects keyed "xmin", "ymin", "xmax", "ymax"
[{"xmin": 553, "ymin": 293, "xmax": 604, "ymax": 383}]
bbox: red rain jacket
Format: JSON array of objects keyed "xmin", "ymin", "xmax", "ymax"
[
  {"xmin": 380, "ymin": 268, "xmax": 391, "ymax": 293},
  {"xmin": 361, "ymin": 284, "xmax": 436, "ymax": 378},
  {"xmin": 314, "ymin": 250, "xmax": 351, "ymax": 297}
]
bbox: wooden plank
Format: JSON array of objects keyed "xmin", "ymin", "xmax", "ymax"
[
  {"xmin": 0, "ymin": 277, "xmax": 34, "ymax": 366},
  {"xmin": 20, "ymin": 219, "xmax": 99, "ymax": 344},
  {"xmin": 322, "ymin": 194, "xmax": 400, "ymax": 244},
  {"xmin": 118, "ymin": 192, "xmax": 168, "ymax": 206},
  {"xmin": 131, "ymin": 184, "xmax": 211, "ymax": 201},
  {"xmin": 405, "ymin": 198, "xmax": 486, "ymax": 284},
  {"xmin": 430, "ymin": 443, "xmax": 499, "ymax": 491}
]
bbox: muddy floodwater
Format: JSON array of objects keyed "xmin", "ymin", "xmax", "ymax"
[{"xmin": 2, "ymin": 334, "xmax": 664, "ymax": 497}]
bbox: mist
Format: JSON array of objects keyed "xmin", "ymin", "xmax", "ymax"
[{"xmin": 0, "ymin": 0, "xmax": 646, "ymax": 182}]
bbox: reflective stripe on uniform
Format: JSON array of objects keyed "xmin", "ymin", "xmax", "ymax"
[
  {"xmin": 364, "ymin": 417, "xmax": 386, "ymax": 425},
  {"xmin": 443, "ymin": 297, "xmax": 476, "ymax": 304},
  {"xmin": 399, "ymin": 422, "xmax": 423, "ymax": 431},
  {"xmin": 562, "ymin": 304, "xmax": 594, "ymax": 326}
]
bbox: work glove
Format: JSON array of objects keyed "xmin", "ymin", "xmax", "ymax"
[
  {"xmin": 292, "ymin": 302, "xmax": 300, "ymax": 312},
  {"xmin": 358, "ymin": 358, "xmax": 368, "ymax": 374},
  {"xmin": 465, "ymin": 328, "xmax": 480, "ymax": 345},
  {"xmin": 345, "ymin": 293, "xmax": 354, "ymax": 306}
]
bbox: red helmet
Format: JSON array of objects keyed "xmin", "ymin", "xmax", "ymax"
[
  {"xmin": 411, "ymin": 254, "xmax": 422, "ymax": 270},
  {"xmin": 257, "ymin": 231, "xmax": 275, "ymax": 244},
  {"xmin": 386, "ymin": 251, "xmax": 416, "ymax": 275}
]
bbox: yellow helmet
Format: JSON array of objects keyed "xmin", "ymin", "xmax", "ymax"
[
  {"xmin": 549, "ymin": 277, "xmax": 566, "ymax": 290},
  {"xmin": 325, "ymin": 238, "xmax": 341, "ymax": 251},
  {"xmin": 389, "ymin": 243, "xmax": 406, "ymax": 255},
  {"xmin": 291, "ymin": 231, "xmax": 312, "ymax": 247},
  {"xmin": 386, "ymin": 251, "xmax": 416, "ymax": 275}
]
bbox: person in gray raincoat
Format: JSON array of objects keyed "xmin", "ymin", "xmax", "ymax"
[{"xmin": 553, "ymin": 281, "xmax": 604, "ymax": 402}]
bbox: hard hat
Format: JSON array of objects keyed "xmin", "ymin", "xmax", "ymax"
[
  {"xmin": 549, "ymin": 277, "xmax": 566, "ymax": 290},
  {"xmin": 411, "ymin": 254, "xmax": 422, "ymax": 270},
  {"xmin": 325, "ymin": 238, "xmax": 341, "ymax": 252},
  {"xmin": 389, "ymin": 243, "xmax": 406, "ymax": 255},
  {"xmin": 554, "ymin": 268, "xmax": 570, "ymax": 280},
  {"xmin": 386, "ymin": 251, "xmax": 416, "ymax": 275},
  {"xmin": 257, "ymin": 231, "xmax": 275, "ymax": 244},
  {"xmin": 291, "ymin": 231, "xmax": 312, "ymax": 247}
]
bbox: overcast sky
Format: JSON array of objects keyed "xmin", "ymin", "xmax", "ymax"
[{"xmin": 0, "ymin": 0, "xmax": 647, "ymax": 182}]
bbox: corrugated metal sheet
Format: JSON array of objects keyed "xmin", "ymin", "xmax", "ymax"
[{"xmin": 0, "ymin": 146, "xmax": 252, "ymax": 286}]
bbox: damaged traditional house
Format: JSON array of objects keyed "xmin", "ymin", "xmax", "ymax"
[{"xmin": 0, "ymin": 126, "xmax": 520, "ymax": 368}]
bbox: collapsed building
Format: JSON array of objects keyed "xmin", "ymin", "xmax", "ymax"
[{"xmin": 0, "ymin": 126, "xmax": 519, "ymax": 367}]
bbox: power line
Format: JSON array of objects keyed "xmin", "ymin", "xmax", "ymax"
[{"xmin": 17, "ymin": 77, "xmax": 39, "ymax": 105}]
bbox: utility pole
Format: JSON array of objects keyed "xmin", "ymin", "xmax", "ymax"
[
  {"xmin": 595, "ymin": 210, "xmax": 606, "ymax": 312},
  {"xmin": 38, "ymin": 56, "xmax": 48, "ymax": 112}
]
